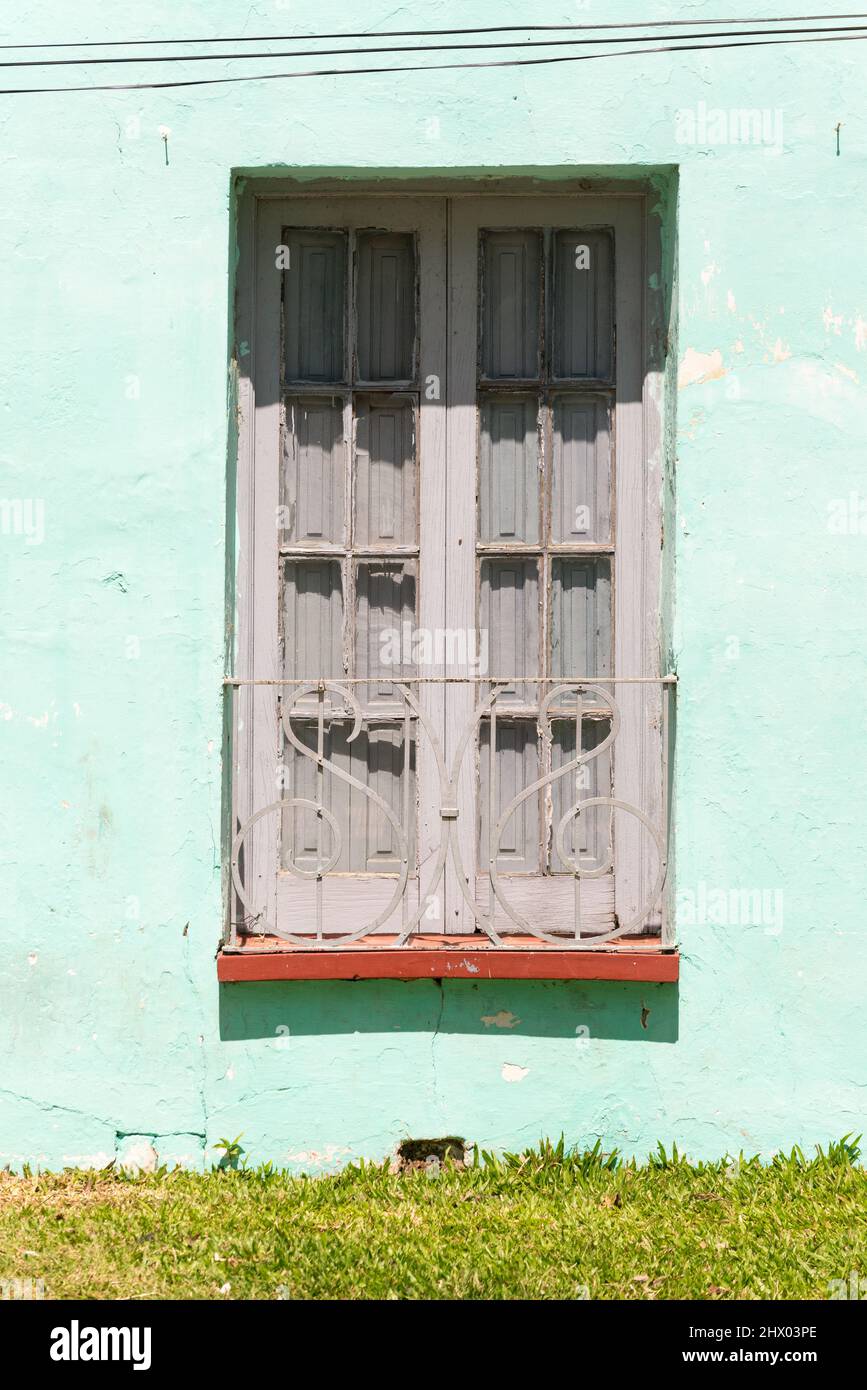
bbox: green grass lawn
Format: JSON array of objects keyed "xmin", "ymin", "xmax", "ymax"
[{"xmin": 1, "ymin": 1140, "xmax": 864, "ymax": 1300}]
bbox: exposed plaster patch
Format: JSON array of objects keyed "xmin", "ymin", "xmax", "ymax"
[
  {"xmin": 117, "ymin": 1137, "xmax": 158, "ymax": 1174},
  {"xmin": 64, "ymin": 1152, "xmax": 114, "ymax": 1169},
  {"xmin": 770, "ymin": 338, "xmax": 791, "ymax": 363},
  {"xmin": 790, "ymin": 361, "xmax": 852, "ymax": 418},
  {"xmin": 835, "ymin": 362, "xmax": 858, "ymax": 382},
  {"xmin": 733, "ymin": 339, "xmax": 745, "ymax": 353},
  {"xmin": 481, "ymin": 1010, "xmax": 521, "ymax": 1029},
  {"xmin": 855, "ymin": 318, "xmax": 867, "ymax": 351},
  {"xmin": 700, "ymin": 262, "xmax": 719, "ymax": 287},
  {"xmin": 27, "ymin": 952, "xmax": 37, "ymax": 967},
  {"xmin": 286, "ymin": 1144, "xmax": 350, "ymax": 1167},
  {"xmin": 678, "ymin": 347, "xmax": 726, "ymax": 389},
  {"xmin": 501, "ymin": 1063, "xmax": 529, "ymax": 1083},
  {"xmin": 822, "ymin": 306, "xmax": 843, "ymax": 335},
  {"xmin": 679, "ymin": 408, "xmax": 706, "ymax": 442},
  {"xmin": 726, "ymin": 290, "xmax": 736, "ymax": 312}
]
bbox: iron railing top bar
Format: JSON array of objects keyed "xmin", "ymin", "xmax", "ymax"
[{"xmin": 223, "ymin": 674, "xmax": 678, "ymax": 687}]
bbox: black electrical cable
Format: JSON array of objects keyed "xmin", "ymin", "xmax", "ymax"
[
  {"xmin": 2, "ymin": 13, "xmax": 866, "ymax": 49},
  {"xmin": 1, "ymin": 23, "xmax": 866, "ymax": 68},
  {"xmin": 2, "ymin": 30, "xmax": 865, "ymax": 96}
]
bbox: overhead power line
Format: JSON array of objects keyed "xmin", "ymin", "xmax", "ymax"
[
  {"xmin": 2, "ymin": 13, "xmax": 866, "ymax": 49},
  {"xmin": 1, "ymin": 23, "xmax": 866, "ymax": 69},
  {"xmin": 2, "ymin": 30, "xmax": 866, "ymax": 96}
]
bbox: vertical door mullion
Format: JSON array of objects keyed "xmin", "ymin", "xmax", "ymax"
[
  {"xmin": 346, "ymin": 229, "xmax": 356, "ymax": 698},
  {"xmin": 444, "ymin": 200, "xmax": 480, "ymax": 930},
  {"xmin": 416, "ymin": 203, "xmax": 449, "ymax": 928}
]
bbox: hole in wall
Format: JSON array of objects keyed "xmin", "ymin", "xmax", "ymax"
[{"xmin": 397, "ymin": 1136, "xmax": 466, "ymax": 1168}]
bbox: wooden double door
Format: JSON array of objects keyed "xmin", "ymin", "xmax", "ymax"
[{"xmin": 238, "ymin": 192, "xmax": 656, "ymax": 940}]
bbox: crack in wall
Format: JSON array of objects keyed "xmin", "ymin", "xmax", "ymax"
[
  {"xmin": 429, "ymin": 982, "xmax": 447, "ymax": 1123},
  {"xmin": 181, "ymin": 927, "xmax": 209, "ymax": 1142},
  {"xmin": 0, "ymin": 1086, "xmax": 114, "ymax": 1129}
]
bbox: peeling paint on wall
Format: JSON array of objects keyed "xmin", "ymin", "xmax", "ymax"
[
  {"xmin": 501, "ymin": 1064, "xmax": 530, "ymax": 1084},
  {"xmin": 678, "ymin": 346, "xmax": 726, "ymax": 388}
]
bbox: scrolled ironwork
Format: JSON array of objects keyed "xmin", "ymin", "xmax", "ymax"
[{"xmin": 227, "ymin": 676, "xmax": 673, "ymax": 949}]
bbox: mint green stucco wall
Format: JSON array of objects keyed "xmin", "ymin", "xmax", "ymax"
[{"xmin": 2, "ymin": 0, "xmax": 865, "ymax": 1171}]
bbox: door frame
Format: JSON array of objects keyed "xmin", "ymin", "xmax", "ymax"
[{"xmin": 229, "ymin": 178, "xmax": 667, "ymax": 943}]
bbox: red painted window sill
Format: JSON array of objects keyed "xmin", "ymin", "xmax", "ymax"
[{"xmin": 217, "ymin": 935, "xmax": 679, "ymax": 982}]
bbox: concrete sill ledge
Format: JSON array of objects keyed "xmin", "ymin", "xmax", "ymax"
[{"xmin": 218, "ymin": 936, "xmax": 679, "ymax": 983}]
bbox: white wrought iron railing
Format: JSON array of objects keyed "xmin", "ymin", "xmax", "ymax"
[{"xmin": 223, "ymin": 675, "xmax": 676, "ymax": 951}]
